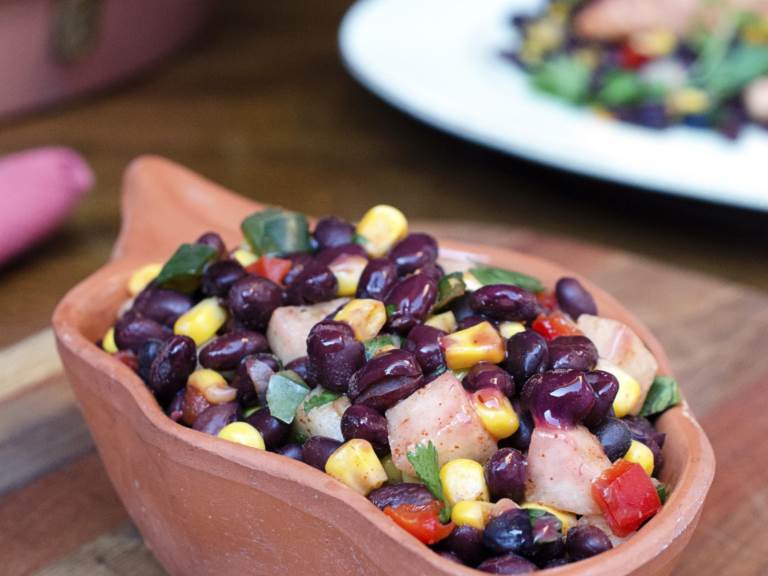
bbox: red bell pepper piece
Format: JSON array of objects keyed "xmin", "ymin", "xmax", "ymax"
[
  {"xmin": 536, "ymin": 291, "xmax": 559, "ymax": 313},
  {"xmin": 383, "ymin": 501, "xmax": 454, "ymax": 545},
  {"xmin": 592, "ymin": 460, "xmax": 662, "ymax": 537},
  {"xmin": 619, "ymin": 44, "xmax": 650, "ymax": 70},
  {"xmin": 246, "ymin": 256, "xmax": 292, "ymax": 285},
  {"xmin": 532, "ymin": 311, "xmax": 581, "ymax": 341}
]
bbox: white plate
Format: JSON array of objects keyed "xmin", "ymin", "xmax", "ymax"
[{"xmin": 338, "ymin": 0, "xmax": 767, "ymax": 212}]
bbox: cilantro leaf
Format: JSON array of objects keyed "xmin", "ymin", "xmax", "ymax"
[
  {"xmin": 241, "ymin": 208, "xmax": 311, "ymax": 256},
  {"xmin": 469, "ymin": 265, "xmax": 544, "ymax": 293},
  {"xmin": 407, "ymin": 441, "xmax": 451, "ymax": 522},
  {"xmin": 639, "ymin": 376, "xmax": 682, "ymax": 417},
  {"xmin": 154, "ymin": 243, "xmax": 218, "ymax": 293},
  {"xmin": 303, "ymin": 390, "xmax": 341, "ymax": 413},
  {"xmin": 364, "ymin": 334, "xmax": 402, "ymax": 360},
  {"xmin": 531, "ymin": 56, "xmax": 592, "ymax": 103},
  {"xmin": 433, "ymin": 272, "xmax": 466, "ymax": 311},
  {"xmin": 655, "ymin": 482, "xmax": 668, "ymax": 504},
  {"xmin": 266, "ymin": 371, "xmax": 310, "ymax": 424}
]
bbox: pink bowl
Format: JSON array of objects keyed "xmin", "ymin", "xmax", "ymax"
[{"xmin": 0, "ymin": 0, "xmax": 213, "ymax": 119}]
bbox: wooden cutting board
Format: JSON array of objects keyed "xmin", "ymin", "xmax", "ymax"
[{"xmin": 2, "ymin": 223, "xmax": 767, "ymax": 576}]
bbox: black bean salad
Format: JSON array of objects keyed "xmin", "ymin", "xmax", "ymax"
[
  {"xmin": 506, "ymin": 0, "xmax": 768, "ymax": 137},
  {"xmin": 102, "ymin": 204, "xmax": 682, "ymax": 573}
]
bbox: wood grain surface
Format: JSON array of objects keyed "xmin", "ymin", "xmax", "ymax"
[
  {"xmin": 0, "ymin": 1, "xmax": 766, "ymax": 350},
  {"xmin": 1, "ymin": 222, "xmax": 767, "ymax": 575}
]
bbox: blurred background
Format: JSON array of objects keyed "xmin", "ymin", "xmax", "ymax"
[{"xmin": 1, "ymin": 1, "xmax": 766, "ymax": 348}]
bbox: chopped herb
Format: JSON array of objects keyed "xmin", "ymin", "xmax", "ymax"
[
  {"xmin": 526, "ymin": 508, "xmax": 549, "ymax": 521},
  {"xmin": 241, "ymin": 406, "xmax": 261, "ymax": 419},
  {"xmin": 241, "ymin": 208, "xmax": 311, "ymax": 257},
  {"xmin": 451, "ymin": 369, "xmax": 467, "ymax": 381},
  {"xmin": 469, "ymin": 265, "xmax": 544, "ymax": 293},
  {"xmin": 154, "ymin": 243, "xmax": 217, "ymax": 293},
  {"xmin": 351, "ymin": 232, "xmax": 369, "ymax": 245},
  {"xmin": 639, "ymin": 376, "xmax": 682, "ymax": 417},
  {"xmin": 266, "ymin": 370, "xmax": 310, "ymax": 424},
  {"xmin": 407, "ymin": 441, "xmax": 451, "ymax": 523},
  {"xmin": 364, "ymin": 334, "xmax": 402, "ymax": 360},
  {"xmin": 704, "ymin": 45, "xmax": 768, "ymax": 100},
  {"xmin": 303, "ymin": 390, "xmax": 341, "ymax": 413},
  {"xmin": 433, "ymin": 272, "xmax": 466, "ymax": 311},
  {"xmin": 598, "ymin": 72, "xmax": 648, "ymax": 107},
  {"xmin": 655, "ymin": 482, "xmax": 668, "ymax": 504},
  {"xmin": 385, "ymin": 304, "xmax": 397, "ymax": 317},
  {"xmin": 292, "ymin": 430, "xmax": 309, "ymax": 445},
  {"xmin": 531, "ymin": 56, "xmax": 592, "ymax": 103}
]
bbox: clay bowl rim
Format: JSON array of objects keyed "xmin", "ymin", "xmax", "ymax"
[{"xmin": 52, "ymin": 156, "xmax": 715, "ymax": 576}]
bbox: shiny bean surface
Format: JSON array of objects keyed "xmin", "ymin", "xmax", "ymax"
[
  {"xmin": 228, "ymin": 274, "xmax": 283, "ymax": 330},
  {"xmin": 522, "ymin": 369, "xmax": 596, "ymax": 429},
  {"xmin": 464, "ymin": 363, "xmax": 515, "ymax": 397},
  {"xmin": 199, "ymin": 330, "xmax": 268, "ymax": 371},
  {"xmin": 193, "ymin": 402, "xmax": 239, "ymax": 435},
  {"xmin": 529, "ymin": 513, "xmax": 566, "ymax": 566},
  {"xmin": 132, "ymin": 287, "xmax": 194, "ymax": 326},
  {"xmin": 593, "ymin": 417, "xmax": 632, "ymax": 461},
  {"xmin": 137, "ymin": 339, "xmax": 163, "ymax": 383},
  {"xmin": 385, "ymin": 274, "xmax": 438, "ymax": 333},
  {"xmin": 403, "ymin": 324, "xmax": 446, "ymax": 374},
  {"xmin": 548, "ymin": 336, "xmax": 598, "ymax": 371},
  {"xmin": 504, "ymin": 331, "xmax": 549, "ymax": 392},
  {"xmin": 389, "ymin": 233, "xmax": 438, "ymax": 275},
  {"xmin": 246, "ymin": 407, "xmax": 290, "ymax": 449},
  {"xmin": 469, "ymin": 284, "xmax": 538, "ymax": 322},
  {"xmin": 201, "ymin": 260, "xmax": 246, "ymax": 298},
  {"xmin": 357, "ymin": 258, "xmax": 398, "ymax": 300},
  {"xmin": 196, "ymin": 231, "xmax": 227, "ymax": 259},
  {"xmin": 148, "ymin": 335, "xmax": 197, "ymax": 405},
  {"xmin": 565, "ymin": 525, "xmax": 613, "ymax": 560},
  {"xmin": 367, "ymin": 483, "xmax": 436, "ymax": 510},
  {"xmin": 286, "ymin": 261, "xmax": 338, "ymax": 305},
  {"xmin": 340, "ymin": 404, "xmax": 389, "ymax": 455},
  {"xmin": 503, "ymin": 406, "xmax": 534, "ymax": 452},
  {"xmin": 485, "ymin": 448, "xmax": 527, "ymax": 502},
  {"xmin": 347, "ymin": 349, "xmax": 423, "ymax": 411},
  {"xmin": 483, "ymin": 508, "xmax": 534, "ymax": 555},
  {"xmin": 307, "ymin": 320, "xmax": 365, "ymax": 393},
  {"xmin": 114, "ymin": 311, "xmax": 172, "ymax": 352},
  {"xmin": 301, "ymin": 436, "xmax": 342, "ymax": 470},
  {"xmin": 555, "ymin": 277, "xmax": 597, "ymax": 320},
  {"xmin": 583, "ymin": 370, "xmax": 619, "ymax": 428},
  {"xmin": 275, "ymin": 443, "xmax": 304, "ymax": 460},
  {"xmin": 313, "ymin": 216, "xmax": 354, "ymax": 250}
]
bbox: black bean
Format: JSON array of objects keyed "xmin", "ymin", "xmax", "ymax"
[
  {"xmin": 313, "ymin": 216, "xmax": 355, "ymax": 250},
  {"xmin": 464, "ymin": 363, "xmax": 515, "ymax": 397},
  {"xmin": 389, "ymin": 233, "xmax": 438, "ymax": 275},
  {"xmin": 301, "ymin": 436, "xmax": 342, "ymax": 470},
  {"xmin": 347, "ymin": 349, "xmax": 423, "ymax": 411},
  {"xmin": 201, "ymin": 259, "xmax": 246, "ymax": 298},
  {"xmin": 483, "ymin": 509, "xmax": 534, "ymax": 556},
  {"xmin": 565, "ymin": 525, "xmax": 612, "ymax": 561},
  {"xmin": 137, "ymin": 339, "xmax": 163, "ymax": 383},
  {"xmin": 199, "ymin": 330, "xmax": 269, "ymax": 371},
  {"xmin": 275, "ymin": 443, "xmax": 304, "ymax": 461},
  {"xmin": 403, "ymin": 324, "xmax": 446, "ymax": 374},
  {"xmin": 440, "ymin": 525, "xmax": 486, "ymax": 566},
  {"xmin": 504, "ymin": 331, "xmax": 548, "ymax": 392},
  {"xmin": 114, "ymin": 311, "xmax": 172, "ymax": 352},
  {"xmin": 246, "ymin": 407, "xmax": 290, "ymax": 449},
  {"xmin": 132, "ymin": 287, "xmax": 193, "ymax": 327},
  {"xmin": 193, "ymin": 402, "xmax": 240, "ymax": 435},
  {"xmin": 548, "ymin": 335, "xmax": 598, "ymax": 371},
  {"xmin": 583, "ymin": 370, "xmax": 619, "ymax": 428},
  {"xmin": 593, "ymin": 417, "xmax": 632, "ymax": 461},
  {"xmin": 196, "ymin": 231, "xmax": 227, "ymax": 259},
  {"xmin": 476, "ymin": 553, "xmax": 537, "ymax": 574},
  {"xmin": 231, "ymin": 354, "xmax": 276, "ymax": 405},
  {"xmin": 357, "ymin": 258, "xmax": 398, "ymax": 300},
  {"xmin": 485, "ymin": 448, "xmax": 527, "ymax": 503},
  {"xmin": 385, "ymin": 274, "xmax": 438, "ymax": 333},
  {"xmin": 555, "ymin": 277, "xmax": 597, "ymax": 320},
  {"xmin": 286, "ymin": 261, "xmax": 337, "ymax": 305},
  {"xmin": 228, "ymin": 274, "xmax": 283, "ymax": 331},
  {"xmin": 148, "ymin": 335, "xmax": 197, "ymax": 405},
  {"xmin": 307, "ymin": 321, "xmax": 365, "ymax": 393},
  {"xmin": 340, "ymin": 405, "xmax": 389, "ymax": 455},
  {"xmin": 367, "ymin": 483, "xmax": 436, "ymax": 510},
  {"xmin": 470, "ymin": 285, "xmax": 538, "ymax": 322}
]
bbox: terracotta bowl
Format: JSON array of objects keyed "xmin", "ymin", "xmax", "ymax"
[{"xmin": 52, "ymin": 157, "xmax": 715, "ymax": 576}]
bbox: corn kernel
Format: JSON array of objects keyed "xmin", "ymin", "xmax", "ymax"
[
  {"xmin": 439, "ymin": 458, "xmax": 489, "ymax": 507},
  {"xmin": 174, "ymin": 297, "xmax": 228, "ymax": 345},
  {"xmin": 597, "ymin": 359, "xmax": 642, "ymax": 418},
  {"xmin": 462, "ymin": 271, "xmax": 483, "ymax": 291},
  {"xmin": 329, "ymin": 254, "xmax": 369, "ymax": 297},
  {"xmin": 232, "ymin": 248, "xmax": 258, "ymax": 267},
  {"xmin": 451, "ymin": 500, "xmax": 494, "ymax": 530},
  {"xmin": 355, "ymin": 205, "xmax": 408, "ymax": 257},
  {"xmin": 629, "ymin": 29, "xmax": 677, "ymax": 58},
  {"xmin": 521, "ymin": 502, "xmax": 576, "ymax": 534},
  {"xmin": 667, "ymin": 88, "xmax": 710, "ymax": 117},
  {"xmin": 102, "ymin": 327, "xmax": 118, "ymax": 353},
  {"xmin": 334, "ymin": 299, "xmax": 387, "ymax": 341},
  {"xmin": 425, "ymin": 311, "xmax": 457, "ymax": 333},
  {"xmin": 218, "ymin": 422, "xmax": 265, "ymax": 449},
  {"xmin": 624, "ymin": 440, "xmax": 654, "ymax": 476},
  {"xmin": 325, "ymin": 439, "xmax": 388, "ymax": 495},
  {"xmin": 188, "ymin": 368, "xmax": 237, "ymax": 404},
  {"xmin": 441, "ymin": 321, "xmax": 505, "ymax": 370},
  {"xmin": 127, "ymin": 263, "xmax": 162, "ymax": 296},
  {"xmin": 472, "ymin": 388, "xmax": 519, "ymax": 439},
  {"xmin": 499, "ymin": 321, "xmax": 526, "ymax": 339},
  {"xmin": 381, "ymin": 454, "xmax": 403, "ymax": 484}
]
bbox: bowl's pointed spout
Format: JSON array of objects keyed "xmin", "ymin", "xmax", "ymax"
[{"xmin": 112, "ymin": 156, "xmax": 262, "ymax": 263}]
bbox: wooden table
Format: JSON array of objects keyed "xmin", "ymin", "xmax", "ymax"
[{"xmin": 1, "ymin": 2, "xmax": 767, "ymax": 575}]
